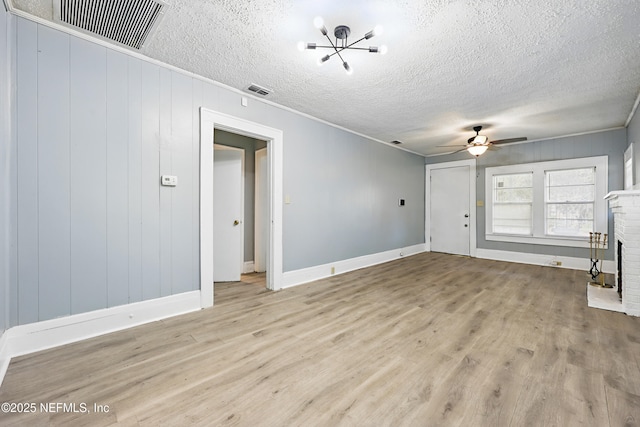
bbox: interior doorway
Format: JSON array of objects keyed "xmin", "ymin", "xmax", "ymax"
[
  {"xmin": 426, "ymin": 159, "xmax": 477, "ymax": 257},
  {"xmin": 213, "ymin": 132, "xmax": 268, "ymax": 285},
  {"xmin": 200, "ymin": 108, "xmax": 284, "ymax": 308}
]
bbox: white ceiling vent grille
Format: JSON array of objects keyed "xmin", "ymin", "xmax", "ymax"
[
  {"xmin": 54, "ymin": 0, "xmax": 167, "ymax": 49},
  {"xmin": 246, "ymin": 84, "xmax": 272, "ymax": 97}
]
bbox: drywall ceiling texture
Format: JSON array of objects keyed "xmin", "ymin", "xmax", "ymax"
[{"xmin": 12, "ymin": 0, "xmax": 640, "ymax": 156}]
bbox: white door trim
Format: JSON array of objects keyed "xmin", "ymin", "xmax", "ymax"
[
  {"xmin": 200, "ymin": 109, "xmax": 284, "ymax": 308},
  {"xmin": 254, "ymin": 147, "xmax": 268, "ymax": 273},
  {"xmin": 425, "ymin": 159, "xmax": 477, "ymax": 257}
]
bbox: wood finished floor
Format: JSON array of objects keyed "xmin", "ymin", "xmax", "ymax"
[{"xmin": 1, "ymin": 252, "xmax": 640, "ymax": 426}]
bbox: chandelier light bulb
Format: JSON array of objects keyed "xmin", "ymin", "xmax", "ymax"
[
  {"xmin": 297, "ymin": 41, "xmax": 305, "ymax": 52},
  {"xmin": 313, "ymin": 16, "xmax": 324, "ymax": 29},
  {"xmin": 374, "ymin": 25, "xmax": 384, "ymax": 36},
  {"xmin": 379, "ymin": 44, "xmax": 388, "ymax": 55}
]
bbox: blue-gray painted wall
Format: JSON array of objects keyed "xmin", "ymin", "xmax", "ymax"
[
  {"xmin": 5, "ymin": 16, "xmax": 426, "ymax": 326},
  {"xmin": 628, "ymin": 106, "xmax": 640, "ymax": 187},
  {"xmin": 0, "ymin": 3, "xmax": 10, "ymax": 335},
  {"xmin": 426, "ymin": 129, "xmax": 628, "ymax": 260}
]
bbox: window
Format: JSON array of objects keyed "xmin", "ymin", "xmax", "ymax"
[
  {"xmin": 485, "ymin": 156, "xmax": 608, "ymax": 248},
  {"xmin": 624, "ymin": 144, "xmax": 634, "ymax": 190},
  {"xmin": 545, "ymin": 168, "xmax": 595, "ymax": 237},
  {"xmin": 492, "ymin": 173, "xmax": 533, "ymax": 235}
]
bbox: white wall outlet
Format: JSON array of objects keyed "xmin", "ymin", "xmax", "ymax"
[
  {"xmin": 161, "ymin": 175, "xmax": 178, "ymax": 186},
  {"xmin": 241, "ymin": 96, "xmax": 248, "ymax": 107},
  {"xmin": 331, "ymin": 266, "xmax": 335, "ymax": 275}
]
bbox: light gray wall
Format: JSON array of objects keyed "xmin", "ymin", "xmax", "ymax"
[
  {"xmin": 426, "ymin": 129, "xmax": 628, "ymax": 260},
  {"xmin": 214, "ymin": 129, "xmax": 263, "ymax": 263},
  {"xmin": 7, "ymin": 16, "xmax": 425, "ymax": 326},
  {"xmin": 628, "ymin": 105, "xmax": 640, "ymax": 187},
  {"xmin": 0, "ymin": 3, "xmax": 11, "ymax": 335},
  {"xmin": 285, "ymin": 127, "xmax": 425, "ymax": 269}
]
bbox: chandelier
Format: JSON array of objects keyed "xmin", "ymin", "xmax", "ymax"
[{"xmin": 298, "ymin": 17, "xmax": 387, "ymax": 74}]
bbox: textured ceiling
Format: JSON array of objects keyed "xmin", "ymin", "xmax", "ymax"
[{"xmin": 10, "ymin": 0, "xmax": 640, "ymax": 156}]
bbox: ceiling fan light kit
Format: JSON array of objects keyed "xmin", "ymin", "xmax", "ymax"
[
  {"xmin": 300, "ymin": 16, "xmax": 387, "ymax": 74},
  {"xmin": 437, "ymin": 125, "xmax": 527, "ymax": 157},
  {"xmin": 467, "ymin": 144, "xmax": 489, "ymax": 157}
]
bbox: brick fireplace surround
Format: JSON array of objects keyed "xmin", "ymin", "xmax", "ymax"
[{"xmin": 606, "ymin": 190, "xmax": 640, "ymax": 316}]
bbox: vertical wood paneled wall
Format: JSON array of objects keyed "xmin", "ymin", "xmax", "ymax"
[
  {"xmin": 7, "ymin": 15, "xmax": 427, "ymax": 327},
  {"xmin": 1, "ymin": 5, "xmax": 11, "ymax": 334},
  {"xmin": 13, "ymin": 18, "xmax": 199, "ymax": 324}
]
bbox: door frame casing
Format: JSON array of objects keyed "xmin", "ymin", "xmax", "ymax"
[
  {"xmin": 254, "ymin": 147, "xmax": 268, "ymax": 273},
  {"xmin": 200, "ymin": 108, "xmax": 284, "ymax": 308},
  {"xmin": 425, "ymin": 159, "xmax": 477, "ymax": 257}
]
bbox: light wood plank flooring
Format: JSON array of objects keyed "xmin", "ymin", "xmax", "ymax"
[{"xmin": 1, "ymin": 252, "xmax": 640, "ymax": 426}]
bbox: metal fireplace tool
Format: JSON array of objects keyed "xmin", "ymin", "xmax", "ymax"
[{"xmin": 589, "ymin": 232, "xmax": 612, "ymax": 288}]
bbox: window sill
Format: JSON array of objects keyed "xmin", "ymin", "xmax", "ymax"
[{"xmin": 485, "ymin": 234, "xmax": 606, "ymax": 249}]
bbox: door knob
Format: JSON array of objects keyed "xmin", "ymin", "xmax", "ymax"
[
  {"xmin": 464, "ymin": 224, "xmax": 468, "ymax": 227},
  {"xmin": 464, "ymin": 214, "xmax": 469, "ymax": 218},
  {"xmin": 233, "ymin": 220, "xmax": 240, "ymax": 226}
]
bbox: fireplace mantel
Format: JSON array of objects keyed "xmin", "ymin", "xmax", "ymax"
[{"xmin": 605, "ymin": 190, "xmax": 640, "ymax": 203}]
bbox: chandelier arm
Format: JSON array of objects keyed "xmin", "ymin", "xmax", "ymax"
[
  {"xmin": 342, "ymin": 36, "xmax": 367, "ymax": 49},
  {"xmin": 314, "ymin": 46, "xmax": 371, "ymax": 51},
  {"xmin": 323, "ymin": 32, "xmax": 346, "ymax": 63}
]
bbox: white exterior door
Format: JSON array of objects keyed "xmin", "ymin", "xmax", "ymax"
[
  {"xmin": 430, "ymin": 165, "xmax": 471, "ymax": 256},
  {"xmin": 213, "ymin": 145, "xmax": 244, "ymax": 282}
]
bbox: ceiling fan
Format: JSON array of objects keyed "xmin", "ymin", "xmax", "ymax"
[{"xmin": 442, "ymin": 126, "xmax": 527, "ymax": 157}]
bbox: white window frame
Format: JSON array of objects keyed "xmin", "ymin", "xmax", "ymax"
[
  {"xmin": 624, "ymin": 143, "xmax": 634, "ymax": 191},
  {"xmin": 485, "ymin": 156, "xmax": 608, "ymax": 248}
]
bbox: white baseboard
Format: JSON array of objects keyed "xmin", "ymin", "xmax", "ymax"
[
  {"xmin": 282, "ymin": 243, "xmax": 427, "ymax": 289},
  {"xmin": 0, "ymin": 330, "xmax": 9, "ymax": 390},
  {"xmin": 0, "ymin": 291, "xmax": 202, "ymax": 388},
  {"xmin": 243, "ymin": 261, "xmax": 255, "ymax": 274},
  {"xmin": 476, "ymin": 248, "xmax": 616, "ymax": 274}
]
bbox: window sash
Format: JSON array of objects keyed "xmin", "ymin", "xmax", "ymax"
[{"xmin": 544, "ymin": 168, "xmax": 596, "ymax": 237}]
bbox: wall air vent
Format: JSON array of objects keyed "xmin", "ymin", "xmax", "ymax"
[
  {"xmin": 54, "ymin": 0, "xmax": 167, "ymax": 50},
  {"xmin": 246, "ymin": 84, "xmax": 272, "ymax": 97}
]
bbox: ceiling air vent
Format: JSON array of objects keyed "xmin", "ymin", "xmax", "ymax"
[
  {"xmin": 246, "ymin": 84, "xmax": 272, "ymax": 97},
  {"xmin": 54, "ymin": 0, "xmax": 167, "ymax": 49}
]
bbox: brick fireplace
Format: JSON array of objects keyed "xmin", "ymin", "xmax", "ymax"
[{"xmin": 606, "ymin": 190, "xmax": 640, "ymax": 316}]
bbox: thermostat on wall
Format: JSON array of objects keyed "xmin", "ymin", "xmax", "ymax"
[{"xmin": 161, "ymin": 175, "xmax": 178, "ymax": 187}]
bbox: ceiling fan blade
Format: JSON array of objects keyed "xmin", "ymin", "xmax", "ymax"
[
  {"xmin": 451, "ymin": 147, "xmax": 470, "ymax": 154},
  {"xmin": 436, "ymin": 144, "xmax": 468, "ymax": 148},
  {"xmin": 491, "ymin": 137, "xmax": 527, "ymax": 145}
]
